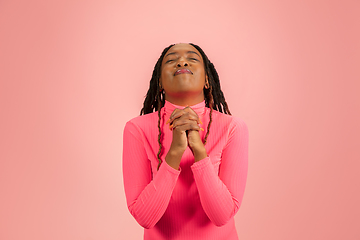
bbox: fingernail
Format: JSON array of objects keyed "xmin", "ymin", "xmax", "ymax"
[
  {"xmin": 169, "ymin": 124, "xmax": 173, "ymax": 130},
  {"xmin": 199, "ymin": 119, "xmax": 203, "ymax": 124},
  {"xmin": 166, "ymin": 119, "xmax": 170, "ymax": 124},
  {"xmin": 200, "ymin": 128, "xmax": 204, "ymax": 131}
]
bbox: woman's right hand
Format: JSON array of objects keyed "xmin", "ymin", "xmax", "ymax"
[{"xmin": 165, "ymin": 107, "xmax": 201, "ymax": 169}]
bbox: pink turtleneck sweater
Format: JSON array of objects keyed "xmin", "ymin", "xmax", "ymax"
[{"xmin": 122, "ymin": 100, "xmax": 248, "ymax": 240}]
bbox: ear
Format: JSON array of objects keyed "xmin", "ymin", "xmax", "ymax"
[
  {"xmin": 159, "ymin": 78, "xmax": 162, "ymax": 90},
  {"xmin": 204, "ymin": 75, "xmax": 210, "ymax": 89}
]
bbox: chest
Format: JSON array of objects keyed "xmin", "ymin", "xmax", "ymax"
[{"xmin": 142, "ymin": 115, "xmax": 229, "ymax": 177}]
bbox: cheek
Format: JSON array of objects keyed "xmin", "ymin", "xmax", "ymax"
[
  {"xmin": 160, "ymin": 70, "xmax": 174, "ymax": 88},
  {"xmin": 194, "ymin": 69, "xmax": 206, "ymax": 82},
  {"xmin": 194, "ymin": 65, "xmax": 206, "ymax": 76},
  {"xmin": 161, "ymin": 66, "xmax": 172, "ymax": 77}
]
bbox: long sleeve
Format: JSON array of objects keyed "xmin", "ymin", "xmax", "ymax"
[
  {"xmin": 122, "ymin": 121, "xmax": 181, "ymax": 229},
  {"xmin": 191, "ymin": 117, "xmax": 249, "ymax": 226}
]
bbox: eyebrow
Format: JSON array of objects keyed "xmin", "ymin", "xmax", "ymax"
[{"xmin": 164, "ymin": 51, "xmax": 201, "ymax": 58}]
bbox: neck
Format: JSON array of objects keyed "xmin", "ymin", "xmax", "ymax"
[
  {"xmin": 164, "ymin": 98, "xmax": 206, "ymax": 115},
  {"xmin": 164, "ymin": 93, "xmax": 205, "ymax": 106}
]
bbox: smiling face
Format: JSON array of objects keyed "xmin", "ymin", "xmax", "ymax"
[{"xmin": 159, "ymin": 43, "xmax": 208, "ymax": 106}]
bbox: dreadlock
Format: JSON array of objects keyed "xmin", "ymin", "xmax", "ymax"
[{"xmin": 140, "ymin": 43, "xmax": 231, "ymax": 170}]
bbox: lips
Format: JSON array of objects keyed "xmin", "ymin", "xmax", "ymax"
[{"xmin": 174, "ymin": 68, "xmax": 193, "ymax": 76}]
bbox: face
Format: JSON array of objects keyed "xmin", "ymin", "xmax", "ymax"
[{"xmin": 159, "ymin": 43, "xmax": 208, "ymax": 103}]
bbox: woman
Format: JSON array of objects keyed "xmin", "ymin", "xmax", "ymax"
[{"xmin": 123, "ymin": 43, "xmax": 248, "ymax": 240}]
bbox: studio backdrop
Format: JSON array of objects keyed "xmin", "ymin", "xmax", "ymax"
[{"xmin": 0, "ymin": 0, "xmax": 359, "ymax": 239}]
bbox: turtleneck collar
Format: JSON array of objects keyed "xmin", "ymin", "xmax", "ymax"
[{"xmin": 163, "ymin": 100, "xmax": 206, "ymax": 115}]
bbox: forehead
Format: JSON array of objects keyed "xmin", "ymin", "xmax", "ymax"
[{"xmin": 164, "ymin": 43, "xmax": 202, "ymax": 58}]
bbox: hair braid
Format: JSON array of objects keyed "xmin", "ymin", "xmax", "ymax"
[
  {"xmin": 156, "ymin": 92, "xmax": 163, "ymax": 170},
  {"xmin": 203, "ymin": 84, "xmax": 213, "ymax": 145}
]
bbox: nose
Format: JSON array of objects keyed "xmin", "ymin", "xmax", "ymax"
[{"xmin": 176, "ymin": 58, "xmax": 189, "ymax": 67}]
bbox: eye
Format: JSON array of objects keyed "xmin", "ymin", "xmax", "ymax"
[
  {"xmin": 166, "ymin": 59, "xmax": 174, "ymax": 63},
  {"xmin": 189, "ymin": 58, "xmax": 199, "ymax": 61}
]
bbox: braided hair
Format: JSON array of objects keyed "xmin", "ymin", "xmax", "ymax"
[{"xmin": 140, "ymin": 43, "xmax": 231, "ymax": 170}]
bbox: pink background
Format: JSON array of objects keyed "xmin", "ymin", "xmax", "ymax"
[{"xmin": 1, "ymin": 0, "xmax": 359, "ymax": 239}]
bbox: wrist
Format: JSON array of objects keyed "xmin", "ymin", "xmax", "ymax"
[
  {"xmin": 165, "ymin": 148, "xmax": 184, "ymax": 170},
  {"xmin": 192, "ymin": 146, "xmax": 207, "ymax": 162}
]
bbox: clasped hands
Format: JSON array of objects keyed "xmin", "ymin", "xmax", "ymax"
[{"xmin": 165, "ymin": 106, "xmax": 208, "ymax": 169}]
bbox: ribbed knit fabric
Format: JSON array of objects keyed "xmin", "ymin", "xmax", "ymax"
[{"xmin": 122, "ymin": 100, "xmax": 248, "ymax": 240}]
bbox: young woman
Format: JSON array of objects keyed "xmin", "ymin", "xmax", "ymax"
[{"xmin": 122, "ymin": 43, "xmax": 248, "ymax": 240}]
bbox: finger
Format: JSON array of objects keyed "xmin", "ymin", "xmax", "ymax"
[
  {"xmin": 171, "ymin": 120, "xmax": 202, "ymax": 132},
  {"xmin": 170, "ymin": 110, "xmax": 188, "ymax": 122},
  {"xmin": 169, "ymin": 108, "xmax": 201, "ymax": 125},
  {"xmin": 185, "ymin": 107, "xmax": 203, "ymax": 124},
  {"xmin": 171, "ymin": 118, "xmax": 197, "ymax": 129},
  {"xmin": 166, "ymin": 108, "xmax": 182, "ymax": 124},
  {"xmin": 170, "ymin": 124, "xmax": 204, "ymax": 132},
  {"xmin": 172, "ymin": 124, "xmax": 200, "ymax": 133},
  {"xmin": 170, "ymin": 114, "xmax": 200, "ymax": 130}
]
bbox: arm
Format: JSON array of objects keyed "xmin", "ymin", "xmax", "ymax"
[
  {"xmin": 191, "ymin": 118, "xmax": 249, "ymax": 226},
  {"xmin": 122, "ymin": 121, "xmax": 180, "ymax": 229}
]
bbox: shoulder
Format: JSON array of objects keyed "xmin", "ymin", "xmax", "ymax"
[
  {"xmin": 211, "ymin": 109, "xmax": 247, "ymax": 127},
  {"xmin": 124, "ymin": 111, "xmax": 159, "ymax": 134},
  {"xmin": 127, "ymin": 111, "xmax": 158, "ymax": 125},
  {"xmin": 210, "ymin": 109, "xmax": 248, "ymax": 136}
]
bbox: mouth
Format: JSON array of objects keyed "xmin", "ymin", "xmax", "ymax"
[{"xmin": 174, "ymin": 68, "xmax": 193, "ymax": 76}]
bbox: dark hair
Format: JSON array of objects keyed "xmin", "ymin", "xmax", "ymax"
[{"xmin": 140, "ymin": 43, "xmax": 231, "ymax": 170}]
